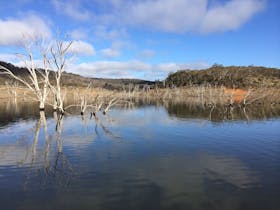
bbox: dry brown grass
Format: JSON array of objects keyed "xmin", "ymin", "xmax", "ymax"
[
  {"xmin": 1, "ymin": 85, "xmax": 280, "ymax": 109},
  {"xmin": 119, "ymin": 86, "xmax": 280, "ymax": 108}
]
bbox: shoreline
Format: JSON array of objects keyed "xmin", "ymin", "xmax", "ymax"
[{"xmin": 1, "ymin": 85, "xmax": 279, "ymax": 104}]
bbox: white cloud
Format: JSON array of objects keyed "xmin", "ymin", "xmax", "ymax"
[
  {"xmin": 0, "ymin": 15, "xmax": 52, "ymax": 46},
  {"xmin": 1, "ymin": 51, "xmax": 210, "ymax": 80},
  {"xmin": 125, "ymin": 0, "xmax": 265, "ymax": 33},
  {"xmin": 100, "ymin": 48, "xmax": 121, "ymax": 58},
  {"xmin": 155, "ymin": 61, "xmax": 210, "ymax": 73},
  {"xmin": 89, "ymin": 0, "xmax": 264, "ymax": 34},
  {"xmin": 51, "ymin": 0, "xmax": 91, "ymax": 21},
  {"xmin": 127, "ymin": 0, "xmax": 205, "ymax": 33},
  {"xmin": 69, "ymin": 60, "xmax": 210, "ymax": 80},
  {"xmin": 155, "ymin": 63, "xmax": 181, "ymax": 72},
  {"xmin": 70, "ymin": 60, "xmax": 151, "ymax": 78},
  {"xmin": 68, "ymin": 40, "xmax": 96, "ymax": 56},
  {"xmin": 178, "ymin": 61, "xmax": 211, "ymax": 70},
  {"xmin": 76, "ymin": 60, "xmax": 150, "ymax": 72},
  {"xmin": 200, "ymin": 0, "xmax": 265, "ymax": 33}
]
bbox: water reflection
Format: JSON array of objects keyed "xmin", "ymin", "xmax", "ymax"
[
  {"xmin": 0, "ymin": 102, "xmax": 279, "ymax": 209},
  {"xmin": 1, "ymin": 100, "xmax": 280, "ymax": 127},
  {"xmin": 165, "ymin": 102, "xmax": 280, "ymax": 122}
]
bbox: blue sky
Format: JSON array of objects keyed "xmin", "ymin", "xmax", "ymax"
[{"xmin": 0, "ymin": 0, "xmax": 279, "ymax": 80}]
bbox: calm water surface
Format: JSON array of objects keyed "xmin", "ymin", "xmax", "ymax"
[{"xmin": 0, "ymin": 101, "xmax": 279, "ymax": 210}]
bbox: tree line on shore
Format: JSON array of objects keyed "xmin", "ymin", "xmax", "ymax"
[
  {"xmin": 2, "ymin": 61, "xmax": 280, "ymax": 91},
  {"xmin": 165, "ymin": 64, "xmax": 280, "ymax": 88}
]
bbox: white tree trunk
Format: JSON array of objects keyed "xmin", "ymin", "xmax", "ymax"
[
  {"xmin": 0, "ymin": 38, "xmax": 51, "ymax": 111},
  {"xmin": 39, "ymin": 100, "xmax": 45, "ymax": 110}
]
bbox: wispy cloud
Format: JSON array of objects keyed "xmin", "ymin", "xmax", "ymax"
[
  {"xmin": 69, "ymin": 28, "xmax": 88, "ymax": 40},
  {"xmin": 51, "ymin": 0, "xmax": 91, "ymax": 21},
  {"xmin": 68, "ymin": 40, "xmax": 96, "ymax": 56},
  {"xmin": 0, "ymin": 53, "xmax": 18, "ymax": 63},
  {"xmin": 93, "ymin": 25, "xmax": 128, "ymax": 41},
  {"xmin": 81, "ymin": 0, "xmax": 265, "ymax": 34},
  {"xmin": 100, "ymin": 48, "xmax": 121, "ymax": 58},
  {"xmin": 138, "ymin": 49, "xmax": 156, "ymax": 59},
  {"xmin": 99, "ymin": 40, "xmax": 132, "ymax": 59}
]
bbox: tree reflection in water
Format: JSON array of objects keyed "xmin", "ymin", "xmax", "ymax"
[
  {"xmin": 21, "ymin": 111, "xmax": 77, "ymax": 189},
  {"xmin": 164, "ymin": 101, "xmax": 280, "ymax": 122},
  {"xmin": 0, "ymin": 101, "xmax": 279, "ymax": 209}
]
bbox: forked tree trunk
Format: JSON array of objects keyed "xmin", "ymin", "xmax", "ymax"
[{"xmin": 0, "ymin": 38, "xmax": 51, "ymax": 111}]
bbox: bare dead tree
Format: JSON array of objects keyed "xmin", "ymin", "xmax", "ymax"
[
  {"xmin": 79, "ymin": 83, "xmax": 93, "ymax": 115},
  {"xmin": 50, "ymin": 40, "xmax": 73, "ymax": 114},
  {"xmin": 64, "ymin": 84, "xmax": 98, "ymax": 115},
  {"xmin": 0, "ymin": 38, "xmax": 50, "ymax": 110},
  {"xmin": 5, "ymin": 81, "xmax": 19, "ymax": 102},
  {"xmin": 103, "ymin": 98, "xmax": 119, "ymax": 115},
  {"xmin": 94, "ymin": 96, "xmax": 103, "ymax": 116},
  {"xmin": 241, "ymin": 89, "xmax": 251, "ymax": 106}
]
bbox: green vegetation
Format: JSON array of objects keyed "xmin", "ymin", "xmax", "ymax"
[{"xmin": 165, "ymin": 64, "xmax": 280, "ymax": 88}]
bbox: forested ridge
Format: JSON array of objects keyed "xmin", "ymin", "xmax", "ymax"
[{"xmin": 165, "ymin": 65, "xmax": 280, "ymax": 88}]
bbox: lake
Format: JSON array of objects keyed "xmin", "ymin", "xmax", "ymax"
[{"xmin": 0, "ymin": 101, "xmax": 279, "ymax": 210}]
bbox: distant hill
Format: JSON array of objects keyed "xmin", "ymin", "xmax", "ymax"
[
  {"xmin": 165, "ymin": 65, "xmax": 280, "ymax": 88},
  {"xmin": 2, "ymin": 61, "xmax": 280, "ymax": 90},
  {"xmin": 0, "ymin": 61, "xmax": 154, "ymax": 90}
]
